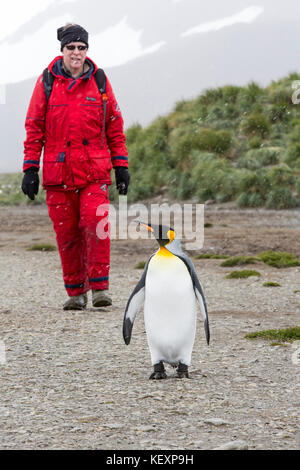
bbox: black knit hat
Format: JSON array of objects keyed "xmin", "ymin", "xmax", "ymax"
[{"xmin": 57, "ymin": 24, "xmax": 89, "ymax": 51}]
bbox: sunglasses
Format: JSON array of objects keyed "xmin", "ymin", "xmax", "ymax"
[{"xmin": 66, "ymin": 45, "xmax": 88, "ymax": 51}]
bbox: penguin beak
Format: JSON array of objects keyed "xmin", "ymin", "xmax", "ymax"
[
  {"xmin": 141, "ymin": 223, "xmax": 154, "ymax": 233},
  {"xmin": 135, "ymin": 220, "xmax": 154, "ymax": 233}
]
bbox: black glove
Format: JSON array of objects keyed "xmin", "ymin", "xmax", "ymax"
[
  {"xmin": 21, "ymin": 167, "xmax": 39, "ymax": 201},
  {"xmin": 115, "ymin": 166, "xmax": 130, "ymax": 195}
]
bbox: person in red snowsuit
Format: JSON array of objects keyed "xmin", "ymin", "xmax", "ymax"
[{"xmin": 21, "ymin": 24, "xmax": 130, "ymax": 310}]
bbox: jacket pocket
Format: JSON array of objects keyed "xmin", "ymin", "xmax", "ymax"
[
  {"xmin": 80, "ymin": 103, "xmax": 103, "ymax": 140},
  {"xmin": 42, "ymin": 152, "xmax": 65, "ymax": 186},
  {"xmin": 46, "ymin": 190, "xmax": 67, "ymax": 206},
  {"xmin": 86, "ymin": 150, "xmax": 112, "ymax": 181},
  {"xmin": 46, "ymin": 190, "xmax": 69, "ymax": 227}
]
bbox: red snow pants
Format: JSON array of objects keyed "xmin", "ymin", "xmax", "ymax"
[{"xmin": 46, "ymin": 183, "xmax": 110, "ymax": 297}]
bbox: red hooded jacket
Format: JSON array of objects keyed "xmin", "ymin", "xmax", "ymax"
[{"xmin": 23, "ymin": 56, "xmax": 128, "ymax": 189}]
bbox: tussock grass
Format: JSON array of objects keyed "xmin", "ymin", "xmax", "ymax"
[
  {"xmin": 258, "ymin": 251, "xmax": 300, "ymax": 268},
  {"xmin": 262, "ymin": 281, "xmax": 281, "ymax": 287},
  {"xmin": 220, "ymin": 256, "xmax": 259, "ymax": 267},
  {"xmin": 134, "ymin": 261, "xmax": 146, "ymax": 269},
  {"xmin": 225, "ymin": 270, "xmax": 261, "ymax": 279},
  {"xmin": 245, "ymin": 326, "xmax": 300, "ymax": 343},
  {"xmin": 110, "ymin": 73, "xmax": 300, "ymax": 207},
  {"xmin": 27, "ymin": 243, "xmax": 56, "ymax": 252}
]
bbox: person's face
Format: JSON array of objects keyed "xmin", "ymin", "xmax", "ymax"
[{"xmin": 62, "ymin": 42, "xmax": 88, "ymax": 73}]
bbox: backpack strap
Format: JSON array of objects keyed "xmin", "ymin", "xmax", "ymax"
[
  {"xmin": 42, "ymin": 68, "xmax": 54, "ymax": 103},
  {"xmin": 94, "ymin": 68, "xmax": 106, "ymax": 95},
  {"xmin": 95, "ymin": 68, "xmax": 108, "ymax": 147}
]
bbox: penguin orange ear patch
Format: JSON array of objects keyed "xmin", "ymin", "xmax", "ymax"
[{"xmin": 167, "ymin": 230, "xmax": 175, "ymax": 242}]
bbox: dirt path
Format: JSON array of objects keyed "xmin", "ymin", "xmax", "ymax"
[{"xmin": 0, "ymin": 204, "xmax": 299, "ymax": 450}]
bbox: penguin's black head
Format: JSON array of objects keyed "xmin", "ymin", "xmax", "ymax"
[{"xmin": 136, "ymin": 221, "xmax": 175, "ymax": 247}]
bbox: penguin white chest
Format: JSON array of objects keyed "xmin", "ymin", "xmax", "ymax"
[{"xmin": 144, "ymin": 250, "xmax": 196, "ymax": 366}]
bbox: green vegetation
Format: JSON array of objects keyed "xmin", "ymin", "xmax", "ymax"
[
  {"xmin": 134, "ymin": 261, "xmax": 146, "ymax": 269},
  {"xmin": 27, "ymin": 243, "xmax": 56, "ymax": 251},
  {"xmin": 194, "ymin": 253, "xmax": 230, "ymax": 259},
  {"xmin": 3, "ymin": 74, "xmax": 300, "ymax": 208},
  {"xmin": 217, "ymin": 251, "xmax": 300, "ymax": 268},
  {"xmin": 220, "ymin": 255, "xmax": 258, "ymax": 267},
  {"xmin": 257, "ymin": 250, "xmax": 300, "ymax": 268},
  {"xmin": 245, "ymin": 326, "xmax": 300, "ymax": 343},
  {"xmin": 262, "ymin": 281, "xmax": 281, "ymax": 287},
  {"xmin": 241, "ymin": 112, "xmax": 271, "ymax": 138},
  {"xmin": 118, "ymin": 74, "xmax": 300, "ymax": 207},
  {"xmin": 225, "ymin": 270, "xmax": 261, "ymax": 279}
]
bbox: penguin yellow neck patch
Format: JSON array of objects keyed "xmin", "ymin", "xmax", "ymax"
[{"xmin": 157, "ymin": 246, "xmax": 173, "ymax": 257}]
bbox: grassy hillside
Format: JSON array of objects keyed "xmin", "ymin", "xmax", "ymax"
[
  {"xmin": 122, "ymin": 72, "xmax": 300, "ymax": 208},
  {"xmin": 2, "ymin": 72, "xmax": 300, "ymax": 208}
]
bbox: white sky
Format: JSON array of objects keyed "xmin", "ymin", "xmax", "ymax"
[
  {"xmin": 0, "ymin": 1, "xmax": 263, "ymax": 85},
  {"xmin": 0, "ymin": 0, "xmax": 54, "ymax": 42}
]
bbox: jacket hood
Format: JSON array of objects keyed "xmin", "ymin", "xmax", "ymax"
[{"xmin": 47, "ymin": 55, "xmax": 97, "ymax": 80}]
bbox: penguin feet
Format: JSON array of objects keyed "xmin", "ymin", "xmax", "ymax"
[
  {"xmin": 176, "ymin": 362, "xmax": 189, "ymax": 379},
  {"xmin": 149, "ymin": 361, "xmax": 167, "ymax": 380}
]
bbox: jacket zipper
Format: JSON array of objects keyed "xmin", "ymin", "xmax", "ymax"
[
  {"xmin": 66, "ymin": 141, "xmax": 74, "ymax": 184},
  {"xmin": 101, "ymin": 93, "xmax": 107, "ymax": 148},
  {"xmin": 79, "ymin": 100, "xmax": 106, "ymax": 148}
]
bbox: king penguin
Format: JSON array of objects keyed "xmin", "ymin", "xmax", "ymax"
[{"xmin": 123, "ymin": 222, "xmax": 210, "ymax": 379}]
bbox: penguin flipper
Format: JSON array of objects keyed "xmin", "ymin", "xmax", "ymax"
[
  {"xmin": 123, "ymin": 287, "xmax": 145, "ymax": 345},
  {"xmin": 176, "ymin": 254, "xmax": 210, "ymax": 346},
  {"xmin": 195, "ymin": 288, "xmax": 210, "ymax": 346},
  {"xmin": 123, "ymin": 255, "xmax": 154, "ymax": 345}
]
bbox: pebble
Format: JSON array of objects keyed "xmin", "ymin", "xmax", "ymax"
[
  {"xmin": 213, "ymin": 440, "xmax": 249, "ymax": 450},
  {"xmin": 204, "ymin": 418, "xmax": 231, "ymax": 426}
]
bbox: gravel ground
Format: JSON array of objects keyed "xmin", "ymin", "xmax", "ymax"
[{"xmin": 0, "ymin": 204, "xmax": 299, "ymax": 450}]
